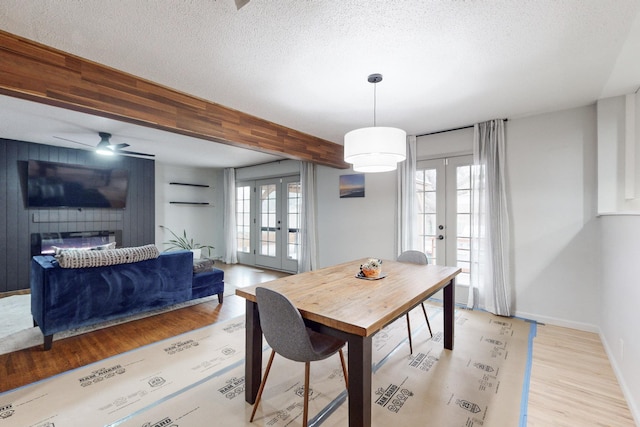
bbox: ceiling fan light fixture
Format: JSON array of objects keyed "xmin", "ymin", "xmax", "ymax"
[
  {"xmin": 344, "ymin": 74, "xmax": 406, "ymax": 173},
  {"xmin": 96, "ymin": 133, "xmax": 114, "ymax": 156},
  {"xmin": 96, "ymin": 147, "xmax": 114, "ymax": 156}
]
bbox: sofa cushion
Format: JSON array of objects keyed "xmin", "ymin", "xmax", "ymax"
[
  {"xmin": 55, "ymin": 244, "xmax": 160, "ymax": 268},
  {"xmin": 192, "ymin": 268, "xmax": 225, "ymax": 300},
  {"xmin": 193, "ymin": 258, "xmax": 215, "ymax": 273}
]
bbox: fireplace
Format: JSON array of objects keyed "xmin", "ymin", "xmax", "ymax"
[{"xmin": 30, "ymin": 230, "xmax": 122, "ymax": 256}]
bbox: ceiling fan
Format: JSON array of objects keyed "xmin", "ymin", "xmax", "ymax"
[{"xmin": 54, "ymin": 132, "xmax": 155, "ymax": 158}]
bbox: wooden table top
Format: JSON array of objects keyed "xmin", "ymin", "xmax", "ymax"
[{"xmin": 236, "ymin": 258, "xmax": 461, "ymax": 337}]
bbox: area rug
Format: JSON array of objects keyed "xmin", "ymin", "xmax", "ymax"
[
  {"xmin": 0, "ymin": 284, "xmax": 238, "ymax": 355},
  {"xmin": 0, "ymin": 303, "xmax": 535, "ymax": 427},
  {"xmin": 0, "ymin": 295, "xmax": 33, "ymax": 340}
]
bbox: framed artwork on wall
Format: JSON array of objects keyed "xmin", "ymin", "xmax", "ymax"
[{"xmin": 339, "ymin": 173, "xmax": 365, "ymax": 198}]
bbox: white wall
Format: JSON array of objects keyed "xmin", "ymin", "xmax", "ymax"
[
  {"xmin": 507, "ymin": 105, "xmax": 600, "ymax": 330},
  {"xmin": 599, "ymin": 214, "xmax": 640, "ymax": 421},
  {"xmin": 597, "ymin": 92, "xmax": 640, "ymax": 213},
  {"xmin": 155, "ymin": 163, "xmax": 223, "ymax": 259},
  {"xmin": 597, "ymin": 96, "xmax": 625, "ymax": 212},
  {"xmin": 235, "ymin": 159, "xmax": 300, "ymax": 180},
  {"xmin": 316, "ymin": 166, "xmax": 397, "ymax": 267},
  {"xmin": 416, "ymin": 127, "xmax": 473, "ymax": 158}
]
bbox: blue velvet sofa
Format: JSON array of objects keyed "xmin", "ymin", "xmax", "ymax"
[{"xmin": 30, "ymin": 250, "xmax": 224, "ymax": 350}]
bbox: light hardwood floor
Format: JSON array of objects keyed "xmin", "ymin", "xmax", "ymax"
[
  {"xmin": 527, "ymin": 324, "xmax": 635, "ymax": 426},
  {"xmin": 0, "ymin": 264, "xmax": 635, "ymax": 425}
]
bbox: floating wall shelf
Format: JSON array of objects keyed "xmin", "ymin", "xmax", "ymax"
[
  {"xmin": 169, "ymin": 182, "xmax": 210, "ymax": 188},
  {"xmin": 169, "ymin": 201, "xmax": 210, "ymax": 206},
  {"xmin": 168, "ymin": 181, "xmax": 211, "ymax": 205}
]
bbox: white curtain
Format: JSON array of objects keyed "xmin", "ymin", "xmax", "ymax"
[
  {"xmin": 222, "ymin": 168, "xmax": 238, "ymax": 264},
  {"xmin": 298, "ymin": 161, "xmax": 318, "ymax": 273},
  {"xmin": 397, "ymin": 135, "xmax": 418, "ymax": 255},
  {"xmin": 468, "ymin": 119, "xmax": 512, "ymax": 316}
]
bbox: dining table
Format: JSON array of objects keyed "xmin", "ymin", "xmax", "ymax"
[{"xmin": 236, "ymin": 258, "xmax": 461, "ymax": 427}]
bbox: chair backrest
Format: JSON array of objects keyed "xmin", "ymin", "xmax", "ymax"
[
  {"xmin": 256, "ymin": 287, "xmax": 318, "ymax": 363},
  {"xmin": 397, "ymin": 250, "xmax": 428, "ymax": 265}
]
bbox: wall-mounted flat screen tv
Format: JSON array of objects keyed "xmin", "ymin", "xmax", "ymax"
[{"xmin": 27, "ymin": 160, "xmax": 129, "ymax": 208}]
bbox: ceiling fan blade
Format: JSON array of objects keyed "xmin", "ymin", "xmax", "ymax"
[
  {"xmin": 55, "ymin": 132, "xmax": 154, "ymax": 158},
  {"xmin": 109, "ymin": 142, "xmax": 130, "ymax": 150},
  {"xmin": 53, "ymin": 136, "xmax": 94, "ymax": 148},
  {"xmin": 117, "ymin": 149, "xmax": 155, "ymax": 158},
  {"xmin": 235, "ymin": 0, "xmax": 250, "ymax": 10}
]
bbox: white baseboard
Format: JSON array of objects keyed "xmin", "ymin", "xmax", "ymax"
[
  {"xmin": 513, "ymin": 310, "xmax": 599, "ymax": 333},
  {"xmin": 599, "ymin": 332, "xmax": 640, "ymax": 426}
]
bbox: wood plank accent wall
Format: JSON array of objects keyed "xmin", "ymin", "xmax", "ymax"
[
  {"xmin": 0, "ymin": 138, "xmax": 155, "ymax": 293},
  {"xmin": 0, "ymin": 30, "xmax": 349, "ymax": 169}
]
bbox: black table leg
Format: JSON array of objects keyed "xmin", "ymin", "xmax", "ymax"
[
  {"xmin": 347, "ymin": 334, "xmax": 372, "ymax": 427},
  {"xmin": 443, "ymin": 278, "xmax": 455, "ymax": 350}
]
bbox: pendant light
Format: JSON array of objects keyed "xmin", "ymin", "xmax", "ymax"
[{"xmin": 344, "ymin": 73, "xmax": 406, "ymax": 172}]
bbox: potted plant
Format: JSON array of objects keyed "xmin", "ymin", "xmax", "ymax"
[{"xmin": 159, "ymin": 225, "xmax": 214, "ymax": 259}]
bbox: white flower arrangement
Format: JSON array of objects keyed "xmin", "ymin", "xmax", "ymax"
[
  {"xmin": 360, "ymin": 258, "xmax": 383, "ymax": 278},
  {"xmin": 362, "ymin": 258, "xmax": 382, "ymax": 269}
]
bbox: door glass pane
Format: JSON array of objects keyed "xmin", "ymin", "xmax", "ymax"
[
  {"xmin": 457, "ymin": 165, "xmax": 470, "ymax": 188},
  {"xmin": 423, "ymin": 213, "xmax": 436, "ymax": 235},
  {"xmin": 287, "ymin": 182, "xmax": 301, "ymax": 260},
  {"xmin": 456, "ymin": 165, "xmax": 472, "ymax": 286},
  {"xmin": 457, "ymin": 189, "xmax": 471, "ymax": 214},
  {"xmin": 259, "ymin": 184, "xmax": 277, "ymax": 257},
  {"xmin": 235, "ymin": 185, "xmax": 251, "ymax": 253},
  {"xmin": 416, "ymin": 169, "xmax": 437, "ymax": 263},
  {"xmin": 457, "ymin": 213, "xmax": 471, "ymax": 236}
]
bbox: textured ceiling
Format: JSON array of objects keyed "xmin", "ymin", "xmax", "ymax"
[{"xmin": 1, "ymin": 0, "xmax": 640, "ymax": 167}]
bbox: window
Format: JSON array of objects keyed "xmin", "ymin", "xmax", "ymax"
[{"xmin": 236, "ymin": 185, "xmax": 251, "ymax": 253}]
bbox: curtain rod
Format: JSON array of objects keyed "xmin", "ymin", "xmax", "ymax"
[
  {"xmin": 417, "ymin": 118, "xmax": 508, "ymax": 137},
  {"xmin": 235, "ymin": 159, "xmax": 290, "ymax": 170}
]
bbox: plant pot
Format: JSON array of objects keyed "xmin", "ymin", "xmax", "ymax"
[
  {"xmin": 361, "ymin": 267, "xmax": 381, "ymax": 278},
  {"xmin": 190, "ymin": 248, "xmax": 202, "ymax": 260}
]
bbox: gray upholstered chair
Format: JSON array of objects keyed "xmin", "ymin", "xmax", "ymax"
[
  {"xmin": 397, "ymin": 250, "xmax": 433, "ymax": 354},
  {"xmin": 250, "ymin": 287, "xmax": 348, "ymax": 426}
]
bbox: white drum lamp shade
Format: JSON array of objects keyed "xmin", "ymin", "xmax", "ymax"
[
  {"xmin": 344, "ymin": 73, "xmax": 406, "ymax": 173},
  {"xmin": 344, "ymin": 126, "xmax": 407, "ymax": 172}
]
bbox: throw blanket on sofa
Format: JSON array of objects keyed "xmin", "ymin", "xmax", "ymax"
[{"xmin": 55, "ymin": 244, "xmax": 160, "ymax": 268}]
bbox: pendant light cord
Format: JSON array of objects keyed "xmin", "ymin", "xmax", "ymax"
[
  {"xmin": 367, "ymin": 73, "xmax": 383, "ymax": 127},
  {"xmin": 373, "ymin": 81, "xmax": 377, "ymax": 127}
]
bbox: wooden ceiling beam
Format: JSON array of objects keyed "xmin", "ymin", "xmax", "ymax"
[{"xmin": 0, "ymin": 30, "xmax": 349, "ymax": 169}]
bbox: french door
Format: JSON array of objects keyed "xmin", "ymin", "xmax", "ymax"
[
  {"xmin": 416, "ymin": 155, "xmax": 472, "ymax": 287},
  {"xmin": 236, "ymin": 176, "xmax": 300, "ymax": 273}
]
